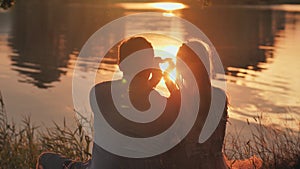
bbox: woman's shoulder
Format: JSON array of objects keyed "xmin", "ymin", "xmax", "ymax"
[{"xmin": 212, "ymin": 87, "xmax": 227, "ymax": 99}]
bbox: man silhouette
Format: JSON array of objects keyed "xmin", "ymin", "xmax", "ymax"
[{"xmin": 89, "ymin": 36, "xmax": 181, "ymax": 169}]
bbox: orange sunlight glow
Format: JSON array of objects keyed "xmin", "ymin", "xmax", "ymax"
[
  {"xmin": 155, "ymin": 45, "xmax": 179, "ymax": 82},
  {"xmin": 116, "ymin": 2, "xmax": 187, "ymax": 11},
  {"xmin": 163, "ymin": 12, "xmax": 175, "ymax": 17},
  {"xmin": 150, "ymin": 2, "xmax": 186, "ymax": 11},
  {"xmin": 154, "ymin": 45, "xmax": 180, "ymax": 97}
]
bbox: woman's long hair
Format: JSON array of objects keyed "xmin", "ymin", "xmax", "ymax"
[{"xmin": 176, "ymin": 40, "xmax": 212, "ymax": 143}]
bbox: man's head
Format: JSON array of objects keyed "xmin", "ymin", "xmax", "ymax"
[{"xmin": 118, "ymin": 37, "xmax": 155, "ymax": 75}]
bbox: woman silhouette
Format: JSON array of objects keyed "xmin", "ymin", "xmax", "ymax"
[{"xmin": 176, "ymin": 40, "xmax": 228, "ymax": 169}]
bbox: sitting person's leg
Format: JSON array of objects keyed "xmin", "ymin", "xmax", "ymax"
[{"xmin": 36, "ymin": 152, "xmax": 90, "ymax": 169}]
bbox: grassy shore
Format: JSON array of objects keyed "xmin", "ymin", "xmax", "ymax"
[
  {"xmin": 224, "ymin": 114, "xmax": 300, "ymax": 169},
  {"xmin": 0, "ymin": 93, "xmax": 91, "ymax": 169},
  {"xmin": 0, "ymin": 93, "xmax": 299, "ymax": 169}
]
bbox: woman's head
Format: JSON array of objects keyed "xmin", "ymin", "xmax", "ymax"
[{"xmin": 177, "ymin": 40, "xmax": 211, "ymax": 90}]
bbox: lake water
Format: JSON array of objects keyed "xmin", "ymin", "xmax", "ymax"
[{"xmin": 0, "ymin": 1, "xmax": 299, "ymax": 134}]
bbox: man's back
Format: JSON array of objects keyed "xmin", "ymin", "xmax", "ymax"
[{"xmin": 89, "ymin": 79, "xmax": 183, "ymax": 169}]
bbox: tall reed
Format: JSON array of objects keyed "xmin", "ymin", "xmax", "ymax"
[
  {"xmin": 224, "ymin": 114, "xmax": 300, "ymax": 169},
  {"xmin": 0, "ymin": 92, "xmax": 91, "ymax": 169}
]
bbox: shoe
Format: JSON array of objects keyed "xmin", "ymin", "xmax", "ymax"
[{"xmin": 36, "ymin": 152, "xmax": 89, "ymax": 169}]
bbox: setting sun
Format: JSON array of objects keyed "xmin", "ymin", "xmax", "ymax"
[
  {"xmin": 150, "ymin": 2, "xmax": 186, "ymax": 11},
  {"xmin": 116, "ymin": 2, "xmax": 187, "ymax": 11}
]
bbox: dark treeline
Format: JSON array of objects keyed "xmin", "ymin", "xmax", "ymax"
[
  {"xmin": 210, "ymin": 0, "xmax": 300, "ymax": 5},
  {"xmin": 1, "ymin": 0, "xmax": 300, "ymax": 10},
  {"xmin": 64, "ymin": 0, "xmax": 300, "ymax": 5}
]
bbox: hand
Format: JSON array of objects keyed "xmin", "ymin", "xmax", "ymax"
[
  {"xmin": 163, "ymin": 72, "xmax": 179, "ymax": 94},
  {"xmin": 163, "ymin": 58, "xmax": 175, "ymax": 74},
  {"xmin": 154, "ymin": 57, "xmax": 175, "ymax": 74}
]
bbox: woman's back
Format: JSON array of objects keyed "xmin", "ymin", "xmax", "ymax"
[{"xmin": 176, "ymin": 42, "xmax": 228, "ymax": 169}]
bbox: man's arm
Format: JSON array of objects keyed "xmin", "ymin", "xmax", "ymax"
[{"xmin": 148, "ymin": 69, "xmax": 162, "ymax": 88}]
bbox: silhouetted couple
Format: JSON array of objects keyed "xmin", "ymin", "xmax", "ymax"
[{"xmin": 37, "ymin": 37, "xmax": 228, "ymax": 169}]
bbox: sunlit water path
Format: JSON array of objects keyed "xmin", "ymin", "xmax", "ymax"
[{"xmin": 0, "ymin": 2, "xmax": 299, "ymax": 134}]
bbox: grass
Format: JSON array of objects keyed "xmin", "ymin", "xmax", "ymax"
[
  {"xmin": 1, "ymin": 91, "xmax": 300, "ymax": 169},
  {"xmin": 0, "ymin": 92, "xmax": 91, "ymax": 169},
  {"xmin": 224, "ymin": 114, "xmax": 300, "ymax": 169}
]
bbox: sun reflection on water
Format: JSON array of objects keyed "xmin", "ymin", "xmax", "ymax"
[
  {"xmin": 115, "ymin": 2, "xmax": 187, "ymax": 11},
  {"xmin": 150, "ymin": 2, "xmax": 186, "ymax": 11}
]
